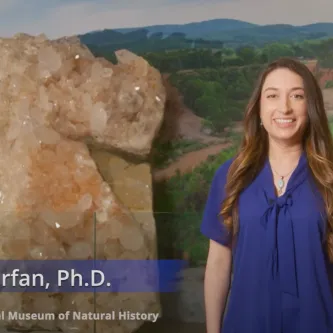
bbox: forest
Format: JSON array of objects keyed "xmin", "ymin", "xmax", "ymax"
[
  {"xmin": 93, "ymin": 38, "xmax": 333, "ymax": 136},
  {"xmin": 149, "ymin": 39, "xmax": 333, "ymax": 133}
]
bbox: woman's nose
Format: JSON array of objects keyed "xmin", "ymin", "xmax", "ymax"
[{"xmin": 278, "ymin": 97, "xmax": 292, "ymax": 114}]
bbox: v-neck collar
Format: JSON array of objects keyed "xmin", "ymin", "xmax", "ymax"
[{"xmin": 261, "ymin": 150, "xmax": 308, "ymax": 203}]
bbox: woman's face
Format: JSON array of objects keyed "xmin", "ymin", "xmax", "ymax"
[{"xmin": 260, "ymin": 68, "xmax": 308, "ymax": 145}]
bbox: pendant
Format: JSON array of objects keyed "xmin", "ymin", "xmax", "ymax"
[{"xmin": 277, "ymin": 177, "xmax": 284, "ymax": 193}]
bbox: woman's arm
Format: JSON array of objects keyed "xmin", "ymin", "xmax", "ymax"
[{"xmin": 204, "ymin": 239, "xmax": 232, "ymax": 333}]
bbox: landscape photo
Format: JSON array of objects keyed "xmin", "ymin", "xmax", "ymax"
[
  {"xmin": 78, "ymin": 15, "xmax": 333, "ymax": 268},
  {"xmin": 75, "ymin": 19, "xmax": 333, "ymax": 268},
  {"xmin": 3, "ymin": 1, "xmax": 333, "ymax": 268}
]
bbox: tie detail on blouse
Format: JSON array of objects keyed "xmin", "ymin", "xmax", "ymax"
[
  {"xmin": 261, "ymin": 192, "xmax": 298, "ymax": 297},
  {"xmin": 258, "ymin": 154, "xmax": 308, "ymax": 333}
]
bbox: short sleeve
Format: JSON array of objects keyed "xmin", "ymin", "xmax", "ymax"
[
  {"xmin": 329, "ymin": 263, "xmax": 333, "ymax": 290},
  {"xmin": 200, "ymin": 159, "xmax": 233, "ymax": 246}
]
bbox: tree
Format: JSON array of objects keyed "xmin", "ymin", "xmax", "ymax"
[
  {"xmin": 181, "ymin": 78, "xmax": 206, "ymax": 109},
  {"xmin": 193, "ymin": 95, "xmax": 221, "ymax": 118},
  {"xmin": 236, "ymin": 46, "xmax": 257, "ymax": 64},
  {"xmin": 262, "ymin": 43, "xmax": 295, "ymax": 62}
]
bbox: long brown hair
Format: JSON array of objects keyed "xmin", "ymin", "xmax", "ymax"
[{"xmin": 220, "ymin": 57, "xmax": 333, "ymax": 262}]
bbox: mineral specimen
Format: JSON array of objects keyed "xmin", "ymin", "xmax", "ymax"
[{"xmin": 0, "ymin": 33, "xmax": 166, "ymax": 332}]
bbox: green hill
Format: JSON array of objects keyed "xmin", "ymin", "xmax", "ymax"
[
  {"xmin": 78, "ymin": 19, "xmax": 333, "ymax": 53},
  {"xmin": 114, "ymin": 18, "xmax": 257, "ymax": 37}
]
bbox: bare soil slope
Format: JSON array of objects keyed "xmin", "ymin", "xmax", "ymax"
[
  {"xmin": 323, "ymin": 87, "xmax": 333, "ymax": 116},
  {"xmin": 158, "ymin": 75, "xmax": 223, "ymax": 144}
]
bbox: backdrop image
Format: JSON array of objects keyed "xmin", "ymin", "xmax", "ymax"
[
  {"xmin": 1, "ymin": 1, "xmax": 333, "ymax": 332},
  {"xmin": 79, "ymin": 9, "xmax": 333, "ymax": 326},
  {"xmin": 77, "ymin": 5, "xmax": 333, "ymax": 268}
]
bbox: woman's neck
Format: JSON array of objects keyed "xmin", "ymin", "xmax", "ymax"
[{"xmin": 268, "ymin": 140, "xmax": 303, "ymax": 174}]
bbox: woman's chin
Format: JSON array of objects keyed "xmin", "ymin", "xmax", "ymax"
[{"xmin": 268, "ymin": 128, "xmax": 302, "ymax": 144}]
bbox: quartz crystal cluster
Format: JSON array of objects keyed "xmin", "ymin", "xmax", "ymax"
[{"xmin": 0, "ymin": 33, "xmax": 166, "ymax": 332}]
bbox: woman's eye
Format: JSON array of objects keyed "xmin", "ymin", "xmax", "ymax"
[
  {"xmin": 267, "ymin": 94, "xmax": 277, "ymax": 99},
  {"xmin": 293, "ymin": 94, "xmax": 304, "ymax": 99}
]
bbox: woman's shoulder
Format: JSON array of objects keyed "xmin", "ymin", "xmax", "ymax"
[
  {"xmin": 211, "ymin": 157, "xmax": 235, "ymax": 184},
  {"xmin": 215, "ymin": 157, "xmax": 235, "ymax": 175}
]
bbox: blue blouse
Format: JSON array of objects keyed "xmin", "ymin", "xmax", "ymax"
[{"xmin": 200, "ymin": 152, "xmax": 333, "ymax": 333}]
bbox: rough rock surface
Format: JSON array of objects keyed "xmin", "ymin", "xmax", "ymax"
[{"xmin": 0, "ymin": 33, "xmax": 166, "ymax": 333}]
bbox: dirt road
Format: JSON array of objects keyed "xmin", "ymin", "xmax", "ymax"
[{"xmin": 152, "ymin": 142, "xmax": 231, "ymax": 181}]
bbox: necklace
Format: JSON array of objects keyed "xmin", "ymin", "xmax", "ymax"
[{"xmin": 270, "ymin": 165, "xmax": 296, "ymax": 195}]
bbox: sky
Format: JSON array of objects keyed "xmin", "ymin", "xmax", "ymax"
[{"xmin": 0, "ymin": 0, "xmax": 333, "ymax": 39}]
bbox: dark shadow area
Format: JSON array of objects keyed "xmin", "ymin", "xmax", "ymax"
[
  {"xmin": 149, "ymin": 75, "xmax": 188, "ymax": 262},
  {"xmin": 152, "ymin": 179, "xmax": 181, "ymax": 260},
  {"xmin": 134, "ymin": 318, "xmax": 205, "ymax": 333}
]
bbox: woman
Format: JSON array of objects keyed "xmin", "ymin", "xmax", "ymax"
[{"xmin": 200, "ymin": 57, "xmax": 333, "ymax": 333}]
